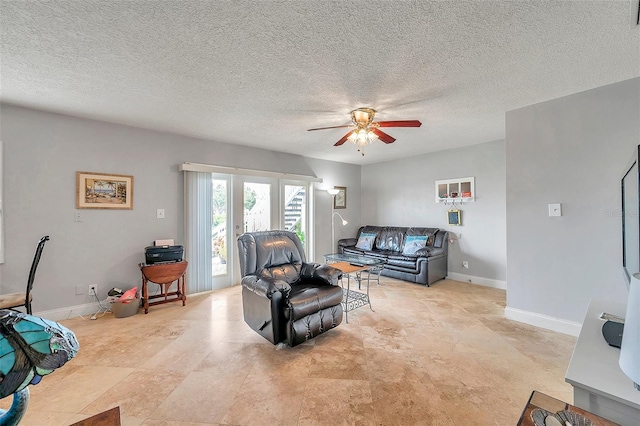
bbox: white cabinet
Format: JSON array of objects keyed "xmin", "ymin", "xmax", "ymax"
[
  {"xmin": 435, "ymin": 177, "xmax": 475, "ymax": 203},
  {"xmin": 565, "ymin": 299, "xmax": 640, "ymax": 424}
]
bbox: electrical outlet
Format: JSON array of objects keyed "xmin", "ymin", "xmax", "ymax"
[
  {"xmin": 88, "ymin": 284, "xmax": 97, "ymax": 294},
  {"xmin": 462, "ymin": 261, "xmax": 469, "ymax": 269}
]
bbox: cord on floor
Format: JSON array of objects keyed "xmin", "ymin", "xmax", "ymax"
[{"xmin": 79, "ymin": 288, "xmax": 112, "ymax": 320}]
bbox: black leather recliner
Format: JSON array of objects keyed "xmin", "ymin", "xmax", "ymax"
[{"xmin": 237, "ymin": 230, "xmax": 344, "ymax": 346}]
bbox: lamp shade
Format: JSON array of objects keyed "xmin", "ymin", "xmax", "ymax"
[
  {"xmin": 327, "ymin": 188, "xmax": 340, "ymax": 196},
  {"xmin": 0, "ymin": 310, "xmax": 79, "ymax": 398},
  {"xmin": 620, "ymin": 272, "xmax": 640, "ymax": 390}
]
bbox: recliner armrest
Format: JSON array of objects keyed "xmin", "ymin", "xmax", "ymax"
[
  {"xmin": 301, "ymin": 263, "xmax": 343, "ymax": 286},
  {"xmin": 241, "ymin": 275, "xmax": 291, "ymax": 298}
]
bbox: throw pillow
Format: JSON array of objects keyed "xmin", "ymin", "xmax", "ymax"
[
  {"xmin": 402, "ymin": 235, "xmax": 428, "ymax": 255},
  {"xmin": 355, "ymin": 233, "xmax": 377, "ymax": 251}
]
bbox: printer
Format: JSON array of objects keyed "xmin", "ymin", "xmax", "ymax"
[{"xmin": 144, "ymin": 240, "xmax": 184, "ymax": 264}]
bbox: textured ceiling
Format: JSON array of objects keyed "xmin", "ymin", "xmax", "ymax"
[{"xmin": 1, "ymin": 1, "xmax": 639, "ymax": 165}]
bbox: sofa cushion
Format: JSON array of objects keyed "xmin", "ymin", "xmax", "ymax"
[
  {"xmin": 365, "ymin": 249, "xmax": 396, "ymax": 258},
  {"xmin": 355, "ymin": 233, "xmax": 377, "ymax": 250},
  {"xmin": 405, "ymin": 227, "xmax": 437, "ymax": 246},
  {"xmin": 376, "ymin": 227, "xmax": 406, "ymax": 252},
  {"xmin": 386, "ymin": 258, "xmax": 419, "ymax": 269},
  {"xmin": 402, "ymin": 235, "xmax": 428, "ymax": 255},
  {"xmin": 384, "ymin": 262, "xmax": 420, "ymax": 273},
  {"xmin": 414, "ymin": 246, "xmax": 434, "ymax": 257},
  {"xmin": 345, "ymin": 247, "xmax": 392, "ymax": 258},
  {"xmin": 387, "ymin": 253, "xmax": 420, "ymax": 261}
]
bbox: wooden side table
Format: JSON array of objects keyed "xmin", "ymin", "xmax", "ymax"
[
  {"xmin": 70, "ymin": 406, "xmax": 121, "ymax": 425},
  {"xmin": 138, "ymin": 261, "xmax": 187, "ymax": 314},
  {"xmin": 517, "ymin": 391, "xmax": 618, "ymax": 426}
]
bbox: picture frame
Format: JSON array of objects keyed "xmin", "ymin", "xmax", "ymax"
[
  {"xmin": 447, "ymin": 208, "xmax": 461, "ymax": 226},
  {"xmin": 76, "ymin": 171, "xmax": 134, "ymax": 209},
  {"xmin": 333, "ymin": 186, "xmax": 347, "ymax": 209}
]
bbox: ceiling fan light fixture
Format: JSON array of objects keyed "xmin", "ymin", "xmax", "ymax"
[
  {"xmin": 365, "ymin": 129, "xmax": 377, "ymax": 145},
  {"xmin": 348, "ymin": 128, "xmax": 377, "ymax": 146}
]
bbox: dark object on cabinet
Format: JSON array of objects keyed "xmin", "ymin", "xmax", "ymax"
[
  {"xmin": 144, "ymin": 245, "xmax": 184, "ymax": 264},
  {"xmin": 237, "ymin": 230, "xmax": 344, "ymax": 347},
  {"xmin": 602, "ymin": 320, "xmax": 624, "ymax": 348}
]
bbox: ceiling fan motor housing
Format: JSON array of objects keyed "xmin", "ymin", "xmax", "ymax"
[{"xmin": 351, "ymin": 108, "xmax": 376, "ymax": 127}]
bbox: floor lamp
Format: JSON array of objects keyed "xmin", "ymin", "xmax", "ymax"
[{"xmin": 327, "ymin": 189, "xmax": 348, "ymax": 253}]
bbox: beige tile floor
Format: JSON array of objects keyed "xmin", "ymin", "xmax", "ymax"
[{"xmin": 1, "ymin": 278, "xmax": 577, "ymax": 425}]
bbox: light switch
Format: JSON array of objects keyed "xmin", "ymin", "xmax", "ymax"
[
  {"xmin": 548, "ymin": 203, "xmax": 562, "ymax": 217},
  {"xmin": 156, "ymin": 209, "xmax": 165, "ymax": 219}
]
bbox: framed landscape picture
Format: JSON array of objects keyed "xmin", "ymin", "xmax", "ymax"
[
  {"xmin": 76, "ymin": 171, "xmax": 134, "ymax": 209},
  {"xmin": 333, "ymin": 186, "xmax": 347, "ymax": 209}
]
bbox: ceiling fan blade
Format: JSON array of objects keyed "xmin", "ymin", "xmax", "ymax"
[
  {"xmin": 376, "ymin": 120, "xmax": 422, "ymax": 128},
  {"xmin": 334, "ymin": 131, "xmax": 354, "ymax": 146},
  {"xmin": 307, "ymin": 124, "xmax": 353, "ymax": 131},
  {"xmin": 372, "ymin": 128, "xmax": 396, "ymax": 144}
]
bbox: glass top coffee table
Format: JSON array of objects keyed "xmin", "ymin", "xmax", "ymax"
[{"xmin": 323, "ymin": 253, "xmax": 385, "ymax": 323}]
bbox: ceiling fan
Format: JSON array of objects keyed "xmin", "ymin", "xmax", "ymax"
[{"xmin": 307, "ymin": 107, "xmax": 422, "ymax": 155}]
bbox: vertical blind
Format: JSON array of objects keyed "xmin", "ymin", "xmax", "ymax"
[{"xmin": 184, "ymin": 171, "xmax": 213, "ymax": 293}]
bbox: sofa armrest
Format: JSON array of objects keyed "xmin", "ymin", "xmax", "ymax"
[
  {"xmin": 338, "ymin": 238, "xmax": 358, "ymax": 248},
  {"xmin": 301, "ymin": 263, "xmax": 343, "ymax": 286},
  {"xmin": 241, "ymin": 275, "xmax": 291, "ymax": 298}
]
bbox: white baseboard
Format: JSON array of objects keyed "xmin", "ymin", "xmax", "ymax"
[
  {"xmin": 34, "ymin": 301, "xmax": 111, "ymax": 321},
  {"xmin": 447, "ymin": 274, "xmax": 581, "ymax": 336},
  {"xmin": 505, "ymin": 306, "xmax": 582, "ymax": 336},
  {"xmin": 447, "ymin": 272, "xmax": 507, "ymax": 290},
  {"xmin": 31, "ymin": 290, "xmax": 216, "ymax": 322}
]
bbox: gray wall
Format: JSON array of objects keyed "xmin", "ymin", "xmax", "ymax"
[
  {"xmin": 0, "ymin": 105, "xmax": 361, "ymax": 315},
  {"xmin": 506, "ymin": 77, "xmax": 640, "ymax": 325},
  {"xmin": 361, "ymin": 140, "xmax": 507, "ymax": 284},
  {"xmin": 304, "ymin": 158, "xmax": 363, "ymax": 254}
]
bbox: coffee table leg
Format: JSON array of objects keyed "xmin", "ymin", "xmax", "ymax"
[
  {"xmin": 345, "ymin": 274, "xmax": 350, "ymax": 323},
  {"xmin": 366, "ymin": 274, "xmax": 374, "ymax": 312}
]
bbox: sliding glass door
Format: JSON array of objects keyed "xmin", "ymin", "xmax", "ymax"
[
  {"xmin": 243, "ymin": 181, "xmax": 272, "ymax": 232},
  {"xmin": 282, "ymin": 183, "xmax": 308, "ymax": 252},
  {"xmin": 211, "ymin": 177, "xmax": 229, "ymax": 281},
  {"xmin": 184, "ymin": 166, "xmax": 314, "ymax": 291}
]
